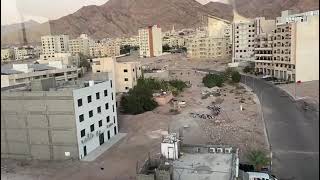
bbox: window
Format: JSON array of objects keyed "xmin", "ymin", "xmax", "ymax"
[
  {"xmin": 79, "ymin": 114, "xmax": 84, "ymax": 122},
  {"xmin": 77, "ymin": 99, "xmax": 83, "ymax": 107},
  {"xmin": 236, "ymin": 50, "xmax": 238, "ymax": 52},
  {"xmin": 133, "ymin": 69, "xmax": 135, "ymax": 72},
  {"xmin": 99, "ymin": 120, "xmax": 102, "ymax": 127},
  {"xmin": 124, "ymin": 78, "xmax": 128, "ymax": 81},
  {"xmin": 89, "ymin": 110, "xmax": 93, "ymax": 118},
  {"xmin": 110, "ymin": 80, "xmax": 112, "ymax": 88},
  {"xmin": 249, "ymin": 35, "xmax": 251, "ymax": 37},
  {"xmin": 125, "ymin": 87, "xmax": 129, "ymax": 90},
  {"xmin": 87, "ymin": 95, "xmax": 92, "ymax": 103},
  {"xmin": 96, "ymin": 92, "xmax": 100, "ymax": 100},
  {"xmin": 104, "ymin": 89, "xmax": 108, "ymax": 96},
  {"xmin": 111, "ymin": 93, "xmax": 114, "ymax": 100},
  {"xmin": 105, "ymin": 103, "xmax": 109, "ymax": 110},
  {"xmin": 97, "ymin": 106, "xmax": 101, "ymax": 113},
  {"xmin": 112, "ymin": 105, "xmax": 115, "ymax": 112},
  {"xmin": 124, "ymin": 69, "xmax": 128, "ymax": 72},
  {"xmin": 90, "ymin": 124, "xmax": 94, "ymax": 132},
  {"xmin": 107, "ymin": 116, "xmax": 110, "ymax": 123},
  {"xmin": 81, "ymin": 129, "xmax": 85, "ymax": 137},
  {"xmin": 114, "ymin": 116, "xmax": 116, "ymax": 123}
]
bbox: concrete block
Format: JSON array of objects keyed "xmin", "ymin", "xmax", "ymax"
[
  {"xmin": 1, "ymin": 143, "xmax": 7, "ymax": 153},
  {"xmin": 47, "ymin": 100, "xmax": 74, "ymax": 112},
  {"xmin": 52, "ymin": 145, "xmax": 78, "ymax": 160},
  {"xmin": 5, "ymin": 115, "xmax": 26, "ymax": 128},
  {"xmin": 30, "ymin": 145, "xmax": 50, "ymax": 160},
  {"xmin": 1, "ymin": 100, "xmax": 24, "ymax": 112},
  {"xmin": 51, "ymin": 130, "xmax": 77, "ymax": 144},
  {"xmin": 27, "ymin": 115, "xmax": 47, "ymax": 128},
  {"xmin": 49, "ymin": 115, "xmax": 76, "ymax": 128},
  {"xmin": 8, "ymin": 142, "xmax": 29, "ymax": 154},
  {"xmin": 29, "ymin": 130, "xmax": 49, "ymax": 144},
  {"xmin": 24, "ymin": 100, "xmax": 46, "ymax": 111},
  {"xmin": 6, "ymin": 129, "xmax": 27, "ymax": 142}
]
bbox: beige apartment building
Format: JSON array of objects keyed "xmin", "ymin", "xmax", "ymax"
[
  {"xmin": 120, "ymin": 36, "xmax": 140, "ymax": 47},
  {"xmin": 92, "ymin": 57, "xmax": 142, "ymax": 93},
  {"xmin": 41, "ymin": 35, "xmax": 69, "ymax": 60},
  {"xmin": 138, "ymin": 25, "xmax": 163, "ymax": 57},
  {"xmin": 1, "ymin": 48, "xmax": 14, "ymax": 62},
  {"xmin": 89, "ymin": 41, "xmax": 120, "ymax": 58},
  {"xmin": 69, "ymin": 34, "xmax": 92, "ymax": 56},
  {"xmin": 254, "ymin": 33, "xmax": 274, "ymax": 75}
]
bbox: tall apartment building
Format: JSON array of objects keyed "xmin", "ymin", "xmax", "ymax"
[
  {"xmin": 138, "ymin": 25, "xmax": 162, "ymax": 57},
  {"xmin": 276, "ymin": 10, "xmax": 319, "ymax": 25},
  {"xmin": 254, "ymin": 11, "xmax": 319, "ymax": 82},
  {"xmin": 232, "ymin": 17, "xmax": 276, "ymax": 63},
  {"xmin": 89, "ymin": 41, "xmax": 120, "ymax": 58},
  {"xmin": 186, "ymin": 36, "xmax": 231, "ymax": 59},
  {"xmin": 254, "ymin": 33, "xmax": 274, "ymax": 75},
  {"xmin": 91, "ymin": 57, "xmax": 142, "ymax": 93},
  {"xmin": 69, "ymin": 34, "xmax": 92, "ymax": 56},
  {"xmin": 1, "ymin": 77, "xmax": 118, "ymax": 160},
  {"xmin": 1, "ymin": 48, "xmax": 14, "ymax": 62},
  {"xmin": 41, "ymin": 35, "xmax": 69, "ymax": 60}
]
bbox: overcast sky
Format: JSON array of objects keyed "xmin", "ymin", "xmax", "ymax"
[{"xmin": 1, "ymin": 0, "xmax": 229, "ymax": 25}]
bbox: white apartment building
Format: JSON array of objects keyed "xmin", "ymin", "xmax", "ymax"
[
  {"xmin": 162, "ymin": 36, "xmax": 185, "ymax": 48},
  {"xmin": 276, "ymin": 10, "xmax": 319, "ymax": 25},
  {"xmin": 69, "ymin": 34, "xmax": 92, "ymax": 56},
  {"xmin": 37, "ymin": 53, "xmax": 80, "ymax": 67},
  {"xmin": 1, "ymin": 48, "xmax": 14, "ymax": 62},
  {"xmin": 138, "ymin": 25, "xmax": 162, "ymax": 57},
  {"xmin": 13, "ymin": 46, "xmax": 36, "ymax": 60},
  {"xmin": 41, "ymin": 35, "xmax": 69, "ymax": 60},
  {"xmin": 1, "ymin": 63, "xmax": 81, "ymax": 88},
  {"xmin": 89, "ymin": 41, "xmax": 120, "ymax": 58},
  {"xmin": 120, "ymin": 36, "xmax": 140, "ymax": 47},
  {"xmin": 91, "ymin": 57, "xmax": 142, "ymax": 93}
]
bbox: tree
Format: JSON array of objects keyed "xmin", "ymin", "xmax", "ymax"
[
  {"xmin": 79, "ymin": 53, "xmax": 91, "ymax": 70},
  {"xmin": 247, "ymin": 150, "xmax": 270, "ymax": 171},
  {"xmin": 243, "ymin": 66, "xmax": 254, "ymax": 73},
  {"xmin": 231, "ymin": 71, "xmax": 241, "ymax": 83},
  {"xmin": 202, "ymin": 74, "xmax": 224, "ymax": 88},
  {"xmin": 120, "ymin": 45, "xmax": 131, "ymax": 54},
  {"xmin": 162, "ymin": 44, "xmax": 171, "ymax": 52}
]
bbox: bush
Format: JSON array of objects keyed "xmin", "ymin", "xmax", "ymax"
[
  {"xmin": 231, "ymin": 71, "xmax": 241, "ymax": 83},
  {"xmin": 243, "ymin": 66, "xmax": 254, "ymax": 73},
  {"xmin": 223, "ymin": 67, "xmax": 236, "ymax": 80},
  {"xmin": 202, "ymin": 74, "xmax": 224, "ymax": 88},
  {"xmin": 247, "ymin": 150, "xmax": 270, "ymax": 171}
]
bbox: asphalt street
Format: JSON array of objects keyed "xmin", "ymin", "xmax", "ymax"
[{"xmin": 196, "ymin": 69, "xmax": 319, "ymax": 180}]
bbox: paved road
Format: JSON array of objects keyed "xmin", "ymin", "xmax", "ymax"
[{"xmin": 196, "ymin": 69, "xmax": 319, "ymax": 180}]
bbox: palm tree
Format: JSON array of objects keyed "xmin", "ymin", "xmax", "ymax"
[{"xmin": 247, "ymin": 149, "xmax": 270, "ymax": 171}]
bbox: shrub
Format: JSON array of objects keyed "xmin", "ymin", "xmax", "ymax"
[
  {"xmin": 231, "ymin": 71, "xmax": 241, "ymax": 83},
  {"xmin": 223, "ymin": 67, "xmax": 236, "ymax": 80},
  {"xmin": 247, "ymin": 150, "xmax": 270, "ymax": 171},
  {"xmin": 202, "ymin": 74, "xmax": 224, "ymax": 88}
]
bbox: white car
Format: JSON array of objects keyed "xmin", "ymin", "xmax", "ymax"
[{"xmin": 247, "ymin": 172, "xmax": 278, "ymax": 180}]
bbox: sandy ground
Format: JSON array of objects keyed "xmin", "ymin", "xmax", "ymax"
[{"xmin": 1, "ymin": 53, "xmax": 267, "ymax": 180}]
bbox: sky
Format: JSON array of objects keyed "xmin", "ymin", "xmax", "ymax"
[{"xmin": 1, "ymin": 0, "xmax": 229, "ymax": 26}]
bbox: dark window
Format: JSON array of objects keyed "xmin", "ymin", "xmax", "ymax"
[
  {"xmin": 97, "ymin": 106, "xmax": 101, "ymax": 113},
  {"xmin": 77, "ymin": 99, "xmax": 83, "ymax": 107},
  {"xmin": 249, "ymin": 30, "xmax": 251, "ymax": 32},
  {"xmin": 105, "ymin": 103, "xmax": 109, "ymax": 110},
  {"xmin": 79, "ymin": 114, "xmax": 84, "ymax": 122},
  {"xmin": 113, "ymin": 105, "xmax": 115, "ymax": 112},
  {"xmin": 244, "ymin": 50, "xmax": 246, "ymax": 52},
  {"xmin": 104, "ymin": 89, "xmax": 108, "ymax": 96},
  {"xmin": 110, "ymin": 80, "xmax": 112, "ymax": 88},
  {"xmin": 96, "ymin": 92, "xmax": 100, "ymax": 100},
  {"xmin": 236, "ymin": 50, "xmax": 238, "ymax": 52},
  {"xmin": 90, "ymin": 124, "xmax": 94, "ymax": 132},
  {"xmin": 87, "ymin": 95, "xmax": 92, "ymax": 103},
  {"xmin": 107, "ymin": 116, "xmax": 110, "ymax": 123},
  {"xmin": 249, "ymin": 35, "xmax": 251, "ymax": 37},
  {"xmin": 133, "ymin": 69, "xmax": 135, "ymax": 72},
  {"xmin": 81, "ymin": 129, "xmax": 85, "ymax": 137},
  {"xmin": 124, "ymin": 69, "xmax": 128, "ymax": 72},
  {"xmin": 248, "ymin": 45, "xmax": 251, "ymax": 47},
  {"xmin": 114, "ymin": 116, "xmax": 116, "ymax": 123},
  {"xmin": 112, "ymin": 93, "xmax": 114, "ymax": 100},
  {"xmin": 248, "ymin": 40, "xmax": 251, "ymax": 42},
  {"xmin": 89, "ymin": 110, "xmax": 93, "ymax": 117},
  {"xmin": 125, "ymin": 87, "xmax": 129, "ymax": 90},
  {"xmin": 99, "ymin": 120, "xmax": 102, "ymax": 127},
  {"xmin": 124, "ymin": 78, "xmax": 128, "ymax": 81}
]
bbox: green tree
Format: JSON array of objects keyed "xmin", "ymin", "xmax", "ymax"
[
  {"xmin": 231, "ymin": 71, "xmax": 241, "ymax": 83},
  {"xmin": 243, "ymin": 66, "xmax": 254, "ymax": 73},
  {"xmin": 162, "ymin": 44, "xmax": 171, "ymax": 52},
  {"xmin": 79, "ymin": 53, "xmax": 91, "ymax": 69},
  {"xmin": 247, "ymin": 150, "xmax": 270, "ymax": 171},
  {"xmin": 202, "ymin": 74, "xmax": 224, "ymax": 88}
]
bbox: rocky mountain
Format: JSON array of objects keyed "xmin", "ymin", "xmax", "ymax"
[{"xmin": 1, "ymin": 0, "xmax": 318, "ymax": 46}]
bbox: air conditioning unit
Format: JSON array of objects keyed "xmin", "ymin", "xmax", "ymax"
[
  {"xmin": 209, "ymin": 148, "xmax": 215, "ymax": 153},
  {"xmin": 225, "ymin": 148, "xmax": 232, "ymax": 154},
  {"xmin": 217, "ymin": 148, "xmax": 223, "ymax": 153}
]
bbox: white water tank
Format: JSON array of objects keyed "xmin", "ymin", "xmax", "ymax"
[{"xmin": 89, "ymin": 80, "xmax": 94, "ymax": 87}]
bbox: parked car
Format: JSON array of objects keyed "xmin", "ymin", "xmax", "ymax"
[{"xmin": 246, "ymin": 172, "xmax": 278, "ymax": 180}]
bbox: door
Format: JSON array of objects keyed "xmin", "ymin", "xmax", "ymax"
[
  {"xmin": 107, "ymin": 130, "xmax": 110, "ymax": 140},
  {"xmin": 99, "ymin": 133, "xmax": 104, "ymax": 145},
  {"xmin": 168, "ymin": 147, "xmax": 174, "ymax": 159},
  {"xmin": 83, "ymin": 146, "xmax": 87, "ymax": 156}
]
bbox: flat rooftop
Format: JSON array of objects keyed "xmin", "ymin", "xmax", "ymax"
[{"xmin": 172, "ymin": 153, "xmax": 233, "ymax": 180}]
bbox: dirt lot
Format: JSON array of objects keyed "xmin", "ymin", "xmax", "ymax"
[{"xmin": 1, "ymin": 54, "xmax": 267, "ymax": 180}]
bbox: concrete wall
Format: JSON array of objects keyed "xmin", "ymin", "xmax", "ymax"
[
  {"xmin": 294, "ymin": 16, "xmax": 319, "ymax": 82},
  {"xmin": 143, "ymin": 70, "xmax": 169, "ymax": 80},
  {"xmin": 1, "ymin": 91, "xmax": 78, "ymax": 160}
]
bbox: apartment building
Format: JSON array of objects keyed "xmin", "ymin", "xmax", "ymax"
[
  {"xmin": 91, "ymin": 57, "xmax": 142, "ymax": 93},
  {"xmin": 162, "ymin": 36, "xmax": 185, "ymax": 48},
  {"xmin": 1, "ymin": 63, "xmax": 81, "ymax": 88},
  {"xmin": 186, "ymin": 36, "xmax": 231, "ymax": 59},
  {"xmin": 41, "ymin": 35, "xmax": 69, "ymax": 60},
  {"xmin": 254, "ymin": 11, "xmax": 319, "ymax": 82},
  {"xmin": 138, "ymin": 25, "xmax": 163, "ymax": 57},
  {"xmin": 37, "ymin": 53, "xmax": 80, "ymax": 67},
  {"xmin": 1, "ymin": 77, "xmax": 118, "ymax": 160},
  {"xmin": 254, "ymin": 33, "xmax": 274, "ymax": 75},
  {"xmin": 69, "ymin": 34, "xmax": 92, "ymax": 56},
  {"xmin": 1, "ymin": 48, "xmax": 14, "ymax": 62},
  {"xmin": 120, "ymin": 36, "xmax": 140, "ymax": 47},
  {"xmin": 276, "ymin": 10, "xmax": 319, "ymax": 25},
  {"xmin": 89, "ymin": 41, "xmax": 120, "ymax": 58}
]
